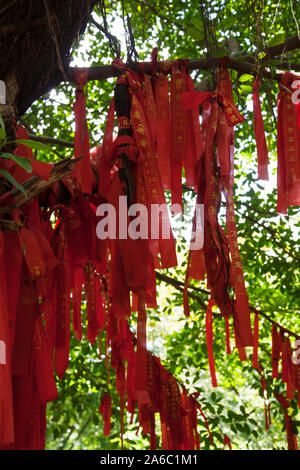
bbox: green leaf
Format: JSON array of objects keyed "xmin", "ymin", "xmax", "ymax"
[
  {"xmin": 14, "ymin": 139, "xmax": 51, "ymax": 152},
  {"xmin": 267, "ymin": 32, "xmax": 286, "ymax": 48},
  {"xmin": 239, "ymin": 74, "xmax": 254, "ymax": 83},
  {"xmin": 0, "ymin": 115, "xmax": 5, "ymax": 129},
  {"xmin": 239, "ymin": 84, "xmax": 253, "ymax": 94},
  {"xmin": 1, "ymin": 153, "xmax": 32, "ymax": 172},
  {"xmin": 0, "ymin": 168, "xmax": 27, "ymax": 194},
  {"xmin": 0, "ymin": 128, "xmax": 6, "ymax": 142},
  {"xmin": 258, "ymin": 51, "xmax": 266, "ymax": 60}
]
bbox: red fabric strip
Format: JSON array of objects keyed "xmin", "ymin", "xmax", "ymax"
[
  {"xmin": 130, "ymin": 92, "xmax": 177, "ymax": 268},
  {"xmin": 135, "ymin": 289, "xmax": 151, "ymax": 405},
  {"xmin": 253, "ymin": 77, "xmax": 269, "ymax": 180},
  {"xmin": 276, "ymin": 73, "xmax": 300, "ymax": 213},
  {"xmin": 84, "ymin": 262, "xmax": 99, "ymax": 344},
  {"xmin": 0, "ymin": 233, "xmax": 14, "ymax": 446},
  {"xmin": 170, "ymin": 64, "xmax": 187, "ymax": 212},
  {"xmin": 98, "ymin": 98, "xmax": 115, "ymax": 197},
  {"xmin": 99, "ymin": 393, "xmax": 112, "ymax": 436},
  {"xmin": 54, "ymin": 230, "xmax": 71, "ymax": 380},
  {"xmin": 154, "ymin": 72, "xmax": 171, "ymax": 190},
  {"xmin": 144, "ymin": 74, "xmax": 157, "ymax": 145},
  {"xmin": 205, "ymin": 298, "xmax": 218, "ymax": 387},
  {"xmin": 276, "ymin": 393, "xmax": 299, "ymax": 450},
  {"xmin": 184, "ymin": 74, "xmax": 202, "ymax": 189},
  {"xmin": 225, "ymin": 316, "xmax": 232, "ymax": 355},
  {"xmin": 271, "ymin": 324, "xmax": 281, "ymax": 379},
  {"xmin": 72, "ymin": 285, "xmax": 82, "ymax": 341},
  {"xmin": 252, "ymin": 313, "xmax": 259, "ymax": 369},
  {"xmin": 223, "ymin": 435, "xmax": 232, "ymax": 450},
  {"xmin": 73, "ymin": 68, "xmax": 93, "ymax": 194},
  {"xmin": 33, "ymin": 317, "xmax": 58, "ymax": 403},
  {"xmin": 225, "ymin": 188, "xmax": 253, "ymax": 347}
]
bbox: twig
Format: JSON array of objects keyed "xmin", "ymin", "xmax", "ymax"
[
  {"xmin": 28, "ymin": 133, "xmax": 74, "ymax": 148},
  {"xmin": 0, "ymin": 157, "xmax": 79, "ymax": 212},
  {"xmin": 90, "ymin": 16, "xmax": 121, "ymax": 57},
  {"xmin": 156, "ymin": 271, "xmax": 207, "ymax": 310}
]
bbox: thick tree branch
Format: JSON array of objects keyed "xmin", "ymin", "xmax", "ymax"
[{"xmin": 67, "ymin": 35, "xmax": 300, "ymax": 83}]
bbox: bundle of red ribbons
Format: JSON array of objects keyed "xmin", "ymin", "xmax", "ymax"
[{"xmin": 0, "ymin": 53, "xmax": 299, "ymax": 450}]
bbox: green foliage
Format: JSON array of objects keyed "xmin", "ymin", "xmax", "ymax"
[{"xmin": 16, "ymin": 0, "xmax": 300, "ymax": 451}]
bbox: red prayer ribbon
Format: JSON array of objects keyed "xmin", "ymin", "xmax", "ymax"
[
  {"xmin": 253, "ymin": 76, "xmax": 269, "ymax": 180},
  {"xmin": 73, "ymin": 68, "xmax": 94, "ymax": 194},
  {"xmin": 276, "ymin": 72, "xmax": 300, "ymax": 214},
  {"xmin": 205, "ymin": 298, "xmax": 218, "ymax": 387}
]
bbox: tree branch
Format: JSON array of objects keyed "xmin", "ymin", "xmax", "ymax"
[
  {"xmin": 156, "ymin": 273, "xmax": 299, "ymax": 339},
  {"xmin": 67, "ymin": 35, "xmax": 300, "ymax": 83},
  {"xmin": 156, "ymin": 271, "xmax": 207, "ymax": 310},
  {"xmin": 27, "ymin": 133, "xmax": 74, "ymax": 148},
  {"xmin": 0, "ymin": 157, "xmax": 79, "ymax": 214}
]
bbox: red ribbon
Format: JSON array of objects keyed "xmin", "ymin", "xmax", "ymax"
[
  {"xmin": 271, "ymin": 324, "xmax": 281, "ymax": 378},
  {"xmin": 252, "ymin": 312, "xmax": 259, "ymax": 369},
  {"xmin": 0, "ymin": 233, "xmax": 14, "ymax": 446},
  {"xmin": 223, "ymin": 435, "xmax": 232, "ymax": 450},
  {"xmin": 276, "ymin": 72, "xmax": 300, "ymax": 214},
  {"xmin": 205, "ymin": 298, "xmax": 218, "ymax": 387},
  {"xmin": 99, "ymin": 393, "xmax": 112, "ymax": 436},
  {"xmin": 276, "ymin": 393, "xmax": 299, "ymax": 450},
  {"xmin": 171, "ymin": 63, "xmax": 188, "ymax": 212},
  {"xmin": 135, "ymin": 288, "xmax": 151, "ymax": 406},
  {"xmin": 253, "ymin": 77, "xmax": 269, "ymax": 180},
  {"xmin": 182, "ymin": 90, "xmax": 246, "ymax": 127},
  {"xmin": 73, "ymin": 68, "xmax": 94, "ymax": 194},
  {"xmin": 154, "ymin": 72, "xmax": 171, "ymax": 190}
]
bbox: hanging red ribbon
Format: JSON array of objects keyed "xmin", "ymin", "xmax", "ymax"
[
  {"xmin": 253, "ymin": 76, "xmax": 269, "ymax": 180},
  {"xmin": 205, "ymin": 298, "xmax": 218, "ymax": 387},
  {"xmin": 171, "ymin": 62, "xmax": 188, "ymax": 212},
  {"xmin": 135, "ymin": 288, "xmax": 151, "ymax": 406},
  {"xmin": 0, "ymin": 233, "xmax": 14, "ymax": 446},
  {"xmin": 73, "ymin": 68, "xmax": 94, "ymax": 194},
  {"xmin": 276, "ymin": 393, "xmax": 299, "ymax": 450},
  {"xmin": 271, "ymin": 324, "xmax": 281, "ymax": 379},
  {"xmin": 154, "ymin": 72, "xmax": 171, "ymax": 190},
  {"xmin": 252, "ymin": 312, "xmax": 259, "ymax": 369},
  {"xmin": 99, "ymin": 393, "xmax": 112, "ymax": 436},
  {"xmin": 182, "ymin": 89, "xmax": 245, "ymax": 127},
  {"xmin": 276, "ymin": 72, "xmax": 300, "ymax": 214}
]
